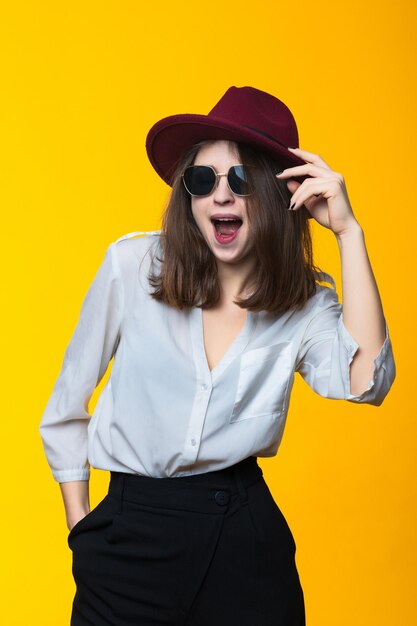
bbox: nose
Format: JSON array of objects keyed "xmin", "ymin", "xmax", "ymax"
[{"xmin": 213, "ymin": 172, "xmax": 234, "ymax": 204}]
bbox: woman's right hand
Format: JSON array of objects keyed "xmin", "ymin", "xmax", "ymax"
[
  {"xmin": 59, "ymin": 479, "xmax": 90, "ymax": 531},
  {"xmin": 67, "ymin": 508, "xmax": 90, "ymax": 532}
]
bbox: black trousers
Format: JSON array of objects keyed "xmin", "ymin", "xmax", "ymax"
[{"xmin": 68, "ymin": 456, "xmax": 305, "ymax": 625}]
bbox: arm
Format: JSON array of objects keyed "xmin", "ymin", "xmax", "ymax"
[
  {"xmin": 281, "ymin": 148, "xmax": 395, "ymax": 405},
  {"xmin": 39, "ymin": 242, "xmax": 123, "ymax": 526},
  {"xmin": 336, "ymin": 223, "xmax": 387, "ymax": 396}
]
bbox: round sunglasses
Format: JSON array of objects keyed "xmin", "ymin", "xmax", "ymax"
[{"xmin": 182, "ymin": 164, "xmax": 255, "ymax": 197}]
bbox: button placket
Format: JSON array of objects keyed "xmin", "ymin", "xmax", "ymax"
[{"xmin": 186, "ymin": 380, "xmax": 212, "ymax": 451}]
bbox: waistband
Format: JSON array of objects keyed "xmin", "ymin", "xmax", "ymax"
[{"xmin": 108, "ymin": 456, "xmax": 264, "ymax": 515}]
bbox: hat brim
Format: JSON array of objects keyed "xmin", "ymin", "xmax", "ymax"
[{"xmin": 146, "ymin": 113, "xmax": 314, "ymax": 218}]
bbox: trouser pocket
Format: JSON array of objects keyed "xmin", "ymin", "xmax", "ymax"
[{"xmin": 67, "ymin": 494, "xmax": 120, "ymax": 548}]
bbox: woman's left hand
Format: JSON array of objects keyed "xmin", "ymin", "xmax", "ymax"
[{"xmin": 276, "ymin": 147, "xmax": 360, "ymax": 236}]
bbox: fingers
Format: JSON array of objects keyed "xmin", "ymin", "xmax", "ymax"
[
  {"xmin": 288, "ymin": 179, "xmax": 329, "ymax": 211},
  {"xmin": 276, "ymin": 162, "xmax": 332, "ymax": 180},
  {"xmin": 287, "ymin": 147, "xmax": 332, "ymax": 169}
]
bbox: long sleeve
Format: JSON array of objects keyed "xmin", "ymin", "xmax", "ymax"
[
  {"xmin": 295, "ymin": 283, "xmax": 396, "ymax": 406},
  {"xmin": 39, "ymin": 242, "xmax": 123, "ymax": 482}
]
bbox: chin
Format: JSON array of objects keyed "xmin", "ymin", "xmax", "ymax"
[{"xmin": 213, "ymin": 246, "xmax": 250, "ymax": 264}]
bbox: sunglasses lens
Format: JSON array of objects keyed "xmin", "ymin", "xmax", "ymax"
[
  {"xmin": 183, "ymin": 166, "xmax": 216, "ymax": 196},
  {"xmin": 228, "ymin": 165, "xmax": 254, "ymax": 195}
]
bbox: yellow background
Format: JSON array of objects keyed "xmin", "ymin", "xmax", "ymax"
[{"xmin": 1, "ymin": 1, "xmax": 415, "ymax": 624}]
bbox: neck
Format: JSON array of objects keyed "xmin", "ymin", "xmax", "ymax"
[{"xmin": 216, "ymin": 256, "xmax": 257, "ymax": 302}]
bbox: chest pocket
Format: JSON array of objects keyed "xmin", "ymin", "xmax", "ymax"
[{"xmin": 230, "ymin": 341, "xmax": 293, "ymax": 423}]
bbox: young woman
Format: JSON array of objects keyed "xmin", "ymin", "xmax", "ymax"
[{"xmin": 39, "ymin": 86, "xmax": 396, "ymax": 626}]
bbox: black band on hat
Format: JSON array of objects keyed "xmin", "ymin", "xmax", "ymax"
[{"xmin": 242, "ymin": 125, "xmax": 289, "ymax": 149}]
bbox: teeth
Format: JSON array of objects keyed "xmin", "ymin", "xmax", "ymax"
[{"xmin": 212, "ymin": 218, "xmax": 241, "ymax": 221}]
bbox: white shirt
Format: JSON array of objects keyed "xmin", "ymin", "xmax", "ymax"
[{"xmin": 39, "ymin": 231, "xmax": 396, "ymax": 482}]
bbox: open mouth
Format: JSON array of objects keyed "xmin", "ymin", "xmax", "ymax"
[{"xmin": 210, "ymin": 217, "xmax": 243, "ymax": 238}]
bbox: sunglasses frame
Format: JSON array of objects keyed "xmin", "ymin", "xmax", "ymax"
[{"xmin": 182, "ymin": 164, "xmax": 255, "ymax": 197}]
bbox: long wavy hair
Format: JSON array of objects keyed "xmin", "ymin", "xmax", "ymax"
[{"xmin": 147, "ymin": 139, "xmax": 325, "ymax": 314}]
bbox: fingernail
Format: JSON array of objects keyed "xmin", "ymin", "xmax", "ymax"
[
  {"xmin": 276, "ymin": 169, "xmax": 283, "ymax": 175},
  {"xmin": 288, "ymin": 146, "xmax": 297, "ymax": 150},
  {"xmin": 290, "ymin": 202, "xmax": 296, "ymax": 209}
]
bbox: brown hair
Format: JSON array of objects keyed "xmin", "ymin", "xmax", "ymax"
[{"xmin": 147, "ymin": 140, "xmax": 325, "ymax": 314}]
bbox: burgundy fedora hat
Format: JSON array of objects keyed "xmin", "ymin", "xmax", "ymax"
[{"xmin": 146, "ymin": 85, "xmax": 312, "ymax": 190}]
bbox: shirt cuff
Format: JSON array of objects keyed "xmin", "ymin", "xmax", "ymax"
[
  {"xmin": 338, "ymin": 313, "xmax": 391, "ymax": 400},
  {"xmin": 53, "ymin": 467, "xmax": 90, "ymax": 483}
]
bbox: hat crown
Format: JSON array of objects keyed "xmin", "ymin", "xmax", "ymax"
[{"xmin": 207, "ymin": 86, "xmax": 298, "ymax": 148}]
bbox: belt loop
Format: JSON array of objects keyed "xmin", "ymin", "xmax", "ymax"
[{"xmin": 232, "ymin": 465, "xmax": 247, "ymax": 502}]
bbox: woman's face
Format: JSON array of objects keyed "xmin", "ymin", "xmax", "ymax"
[{"xmin": 190, "ymin": 140, "xmax": 255, "ymax": 269}]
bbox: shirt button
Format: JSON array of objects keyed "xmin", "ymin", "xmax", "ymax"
[
  {"xmin": 201, "ymin": 383, "xmax": 208, "ymax": 390},
  {"xmin": 191, "ymin": 438, "xmax": 197, "ymax": 446}
]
